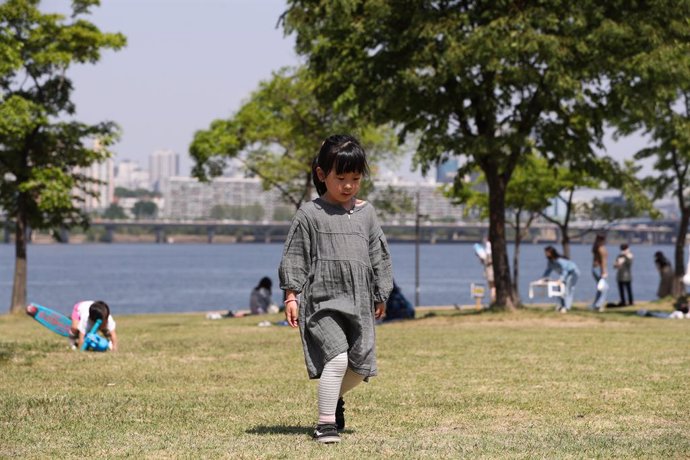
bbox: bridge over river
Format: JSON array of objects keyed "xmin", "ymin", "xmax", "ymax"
[{"xmin": 31, "ymin": 218, "xmax": 678, "ymax": 245}]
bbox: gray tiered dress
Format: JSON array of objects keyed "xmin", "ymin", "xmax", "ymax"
[{"xmin": 279, "ymin": 198, "xmax": 394, "ymax": 379}]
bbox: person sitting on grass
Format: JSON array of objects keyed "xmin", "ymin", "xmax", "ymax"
[
  {"xmin": 249, "ymin": 276, "xmax": 275, "ymax": 315},
  {"xmin": 384, "ymin": 282, "xmax": 415, "ymax": 322}
]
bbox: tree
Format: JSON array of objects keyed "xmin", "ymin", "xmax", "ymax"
[
  {"xmin": 282, "ymin": 1, "xmax": 683, "ymax": 309},
  {"xmin": 103, "ymin": 203, "xmax": 126, "ymax": 220},
  {"xmin": 608, "ymin": 11, "xmax": 690, "ymax": 294},
  {"xmin": 371, "ymin": 185, "xmax": 415, "ymax": 222},
  {"xmin": 132, "ymin": 200, "xmax": 157, "ymax": 220},
  {"xmin": 452, "ymin": 155, "xmax": 556, "ymax": 302},
  {"xmin": 115, "ymin": 186, "xmax": 159, "ymax": 198},
  {"xmin": 189, "ymin": 66, "xmax": 402, "ymax": 211},
  {"xmin": 0, "ymin": 0, "xmax": 125, "ymax": 313},
  {"xmin": 536, "ymin": 159, "xmax": 658, "ymax": 258}
]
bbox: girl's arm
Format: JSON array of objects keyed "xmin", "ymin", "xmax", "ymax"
[
  {"xmin": 369, "ymin": 213, "xmax": 394, "ymax": 306},
  {"xmin": 374, "ymin": 302, "xmax": 385, "ymax": 320},
  {"xmin": 279, "ymin": 213, "xmax": 311, "ymax": 328},
  {"xmin": 600, "ymin": 246, "xmax": 608, "ymax": 277},
  {"xmin": 542, "ymin": 262, "xmax": 553, "ymax": 279},
  {"xmin": 108, "ymin": 330, "xmax": 118, "ymax": 351},
  {"xmin": 284, "ymin": 290, "xmax": 299, "ymax": 328}
]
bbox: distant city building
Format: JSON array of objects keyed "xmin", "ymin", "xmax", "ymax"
[
  {"xmin": 654, "ymin": 198, "xmax": 680, "ymax": 219},
  {"xmin": 73, "ymin": 141, "xmax": 114, "ymax": 212},
  {"xmin": 149, "ymin": 149, "xmax": 179, "ymax": 193},
  {"xmin": 371, "ymin": 180, "xmax": 465, "ymax": 221},
  {"xmin": 114, "ymin": 159, "xmax": 151, "ymax": 191},
  {"xmin": 117, "ymin": 196, "xmax": 164, "ymax": 219},
  {"xmin": 223, "ymin": 158, "xmax": 245, "ymax": 178},
  {"xmin": 163, "ymin": 176, "xmax": 289, "ymax": 220},
  {"xmin": 436, "ymin": 158, "xmax": 459, "ymax": 184},
  {"xmin": 163, "ymin": 177, "xmax": 465, "ymax": 222}
]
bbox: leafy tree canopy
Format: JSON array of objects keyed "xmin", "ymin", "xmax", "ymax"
[
  {"xmin": 282, "ymin": 0, "xmax": 688, "ymax": 308},
  {"xmin": 190, "ymin": 66, "xmax": 402, "ymax": 210},
  {"xmin": 0, "ymin": 0, "xmax": 125, "ymax": 312}
]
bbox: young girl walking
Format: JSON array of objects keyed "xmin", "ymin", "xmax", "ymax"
[{"xmin": 279, "ymin": 134, "xmax": 394, "ymax": 444}]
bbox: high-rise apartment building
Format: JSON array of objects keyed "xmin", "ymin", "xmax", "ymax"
[
  {"xmin": 114, "ymin": 159, "xmax": 151, "ymax": 191},
  {"xmin": 163, "ymin": 176, "xmax": 465, "ymax": 222},
  {"xmin": 149, "ymin": 149, "xmax": 179, "ymax": 193},
  {"xmin": 74, "ymin": 140, "xmax": 114, "ymax": 211}
]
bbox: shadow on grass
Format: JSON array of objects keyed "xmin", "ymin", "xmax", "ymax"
[
  {"xmin": 246, "ymin": 425, "xmax": 310, "ymax": 435},
  {"xmin": 247, "ymin": 425, "xmax": 357, "ymax": 436}
]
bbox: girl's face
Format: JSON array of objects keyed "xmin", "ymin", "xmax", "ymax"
[{"xmin": 316, "ymin": 167, "xmax": 362, "ymax": 208}]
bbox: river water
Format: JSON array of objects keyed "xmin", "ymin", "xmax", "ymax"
[{"xmin": 0, "ymin": 242, "xmax": 676, "ymax": 316}]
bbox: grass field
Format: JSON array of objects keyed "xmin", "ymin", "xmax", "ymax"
[{"xmin": 1, "ymin": 302, "xmax": 689, "ymax": 459}]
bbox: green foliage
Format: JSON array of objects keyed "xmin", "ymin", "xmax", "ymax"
[
  {"xmin": 603, "ymin": 1, "xmax": 690, "ymax": 282},
  {"xmin": 371, "ymin": 185, "xmax": 415, "ymax": 221},
  {"xmin": 283, "ymin": 1, "xmax": 690, "ymax": 307},
  {"xmin": 281, "ymin": 1, "xmax": 619, "ymax": 307},
  {"xmin": 189, "ymin": 66, "xmax": 402, "ymax": 210},
  {"xmin": 115, "ymin": 187, "xmax": 159, "ymax": 198},
  {"xmin": 208, "ymin": 203, "xmax": 264, "ymax": 221},
  {"xmin": 0, "ymin": 0, "xmax": 126, "ymax": 228},
  {"xmin": 272, "ymin": 205, "xmax": 294, "ymax": 222},
  {"xmin": 102, "ymin": 203, "xmax": 126, "ymax": 220},
  {"xmin": 132, "ymin": 200, "xmax": 157, "ymax": 220}
]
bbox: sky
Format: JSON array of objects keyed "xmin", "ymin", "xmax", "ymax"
[
  {"xmin": 43, "ymin": 0, "xmax": 303, "ymax": 176},
  {"xmin": 41, "ymin": 0, "xmax": 652, "ymax": 186}
]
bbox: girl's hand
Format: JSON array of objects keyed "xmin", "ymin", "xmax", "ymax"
[
  {"xmin": 285, "ymin": 299, "xmax": 298, "ymax": 328},
  {"xmin": 374, "ymin": 302, "xmax": 385, "ymax": 320}
]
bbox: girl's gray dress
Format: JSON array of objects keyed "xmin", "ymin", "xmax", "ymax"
[{"xmin": 279, "ymin": 198, "xmax": 394, "ymax": 379}]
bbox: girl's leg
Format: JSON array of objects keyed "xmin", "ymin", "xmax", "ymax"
[
  {"xmin": 339, "ymin": 368, "xmax": 365, "ymax": 397},
  {"xmin": 592, "ymin": 267, "xmax": 607, "ymax": 308},
  {"xmin": 618, "ymin": 281, "xmax": 625, "ymax": 305},
  {"xmin": 625, "ymin": 281, "xmax": 634, "ymax": 305},
  {"xmin": 318, "ymin": 352, "xmax": 348, "ymax": 424},
  {"xmin": 565, "ymin": 273, "xmax": 578, "ymax": 310}
]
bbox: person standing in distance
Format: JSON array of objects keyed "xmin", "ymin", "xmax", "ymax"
[
  {"xmin": 591, "ymin": 233, "xmax": 609, "ymax": 311},
  {"xmin": 279, "ymin": 134, "xmax": 393, "ymax": 444},
  {"xmin": 614, "ymin": 244, "xmax": 634, "ymax": 306}
]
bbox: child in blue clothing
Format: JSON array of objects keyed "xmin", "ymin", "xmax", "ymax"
[{"xmin": 542, "ymin": 246, "xmax": 580, "ymax": 313}]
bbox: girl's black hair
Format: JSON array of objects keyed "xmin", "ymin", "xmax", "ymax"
[
  {"xmin": 592, "ymin": 233, "xmax": 606, "ymax": 254},
  {"xmin": 88, "ymin": 301, "xmax": 110, "ymax": 330},
  {"xmin": 256, "ymin": 276, "xmax": 272, "ymax": 293},
  {"xmin": 655, "ymin": 251, "xmax": 670, "ymax": 267},
  {"xmin": 544, "ymin": 245, "xmax": 566, "ymax": 260},
  {"xmin": 312, "ymin": 134, "xmax": 369, "ymax": 196}
]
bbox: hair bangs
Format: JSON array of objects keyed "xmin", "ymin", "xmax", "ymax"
[{"xmin": 333, "ymin": 145, "xmax": 369, "ymax": 176}]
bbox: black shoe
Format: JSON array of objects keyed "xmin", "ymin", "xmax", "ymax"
[
  {"xmin": 336, "ymin": 397, "xmax": 345, "ymax": 431},
  {"xmin": 313, "ymin": 423, "xmax": 340, "ymax": 444}
]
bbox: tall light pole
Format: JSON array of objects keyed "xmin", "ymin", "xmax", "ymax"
[
  {"xmin": 415, "ymin": 188, "xmax": 420, "ymax": 307},
  {"xmin": 414, "ymin": 187, "xmax": 428, "ymax": 307}
]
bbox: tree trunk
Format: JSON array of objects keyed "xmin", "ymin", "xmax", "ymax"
[
  {"xmin": 486, "ymin": 170, "xmax": 516, "ymax": 311},
  {"xmin": 10, "ymin": 197, "xmax": 28, "ymax": 314},
  {"xmin": 560, "ymin": 226, "xmax": 571, "ymax": 260},
  {"xmin": 672, "ymin": 207, "xmax": 689, "ymax": 297}
]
